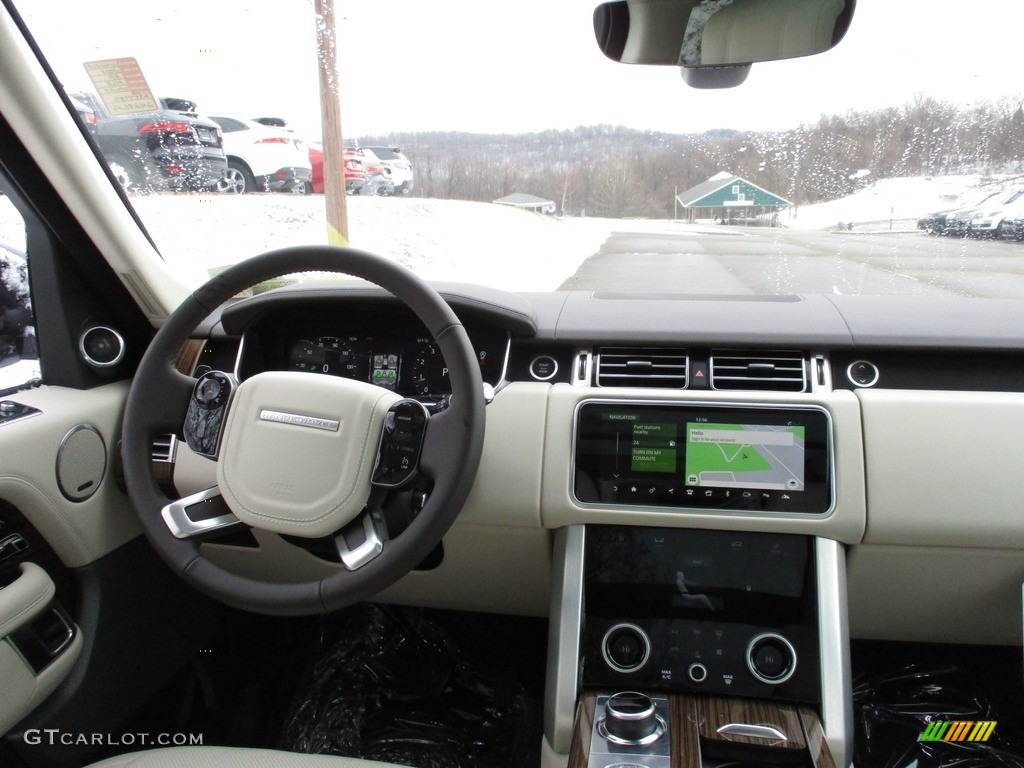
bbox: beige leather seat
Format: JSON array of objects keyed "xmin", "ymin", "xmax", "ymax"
[{"xmin": 85, "ymin": 746, "xmax": 409, "ymax": 768}]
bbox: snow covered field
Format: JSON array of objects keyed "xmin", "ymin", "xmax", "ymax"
[
  {"xmin": 3, "ymin": 174, "xmax": 1019, "ymax": 291},
  {"xmin": 781, "ymin": 174, "xmax": 1015, "ymax": 231},
  {"xmin": 131, "ymin": 195, "xmax": 620, "ymax": 292}
]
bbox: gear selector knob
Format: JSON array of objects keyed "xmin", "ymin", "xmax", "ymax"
[{"xmin": 604, "ymin": 691, "xmax": 659, "ymax": 744}]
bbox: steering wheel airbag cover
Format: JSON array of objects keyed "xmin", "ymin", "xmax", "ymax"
[{"xmin": 217, "ymin": 371, "xmax": 401, "ymax": 537}]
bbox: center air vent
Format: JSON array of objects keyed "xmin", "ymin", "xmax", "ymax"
[
  {"xmin": 596, "ymin": 348, "xmax": 688, "ymax": 388},
  {"xmin": 710, "ymin": 351, "xmax": 807, "ymax": 392}
]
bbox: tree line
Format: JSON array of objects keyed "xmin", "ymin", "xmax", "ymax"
[{"xmin": 357, "ymin": 96, "xmax": 1024, "ymax": 218}]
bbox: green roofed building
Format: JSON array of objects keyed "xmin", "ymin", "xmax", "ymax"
[{"xmin": 675, "ymin": 171, "xmax": 791, "ymax": 226}]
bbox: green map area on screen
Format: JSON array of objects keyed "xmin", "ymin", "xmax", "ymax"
[{"xmin": 685, "ymin": 423, "xmax": 805, "ymax": 491}]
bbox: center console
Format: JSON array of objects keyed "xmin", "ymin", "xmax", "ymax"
[
  {"xmin": 583, "ymin": 526, "xmax": 819, "ymax": 702},
  {"xmin": 543, "ymin": 398, "xmax": 851, "ymax": 768},
  {"xmin": 546, "ymin": 525, "xmax": 850, "ymax": 768}
]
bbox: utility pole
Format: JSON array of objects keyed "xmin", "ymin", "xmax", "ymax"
[{"xmin": 314, "ymin": 0, "xmax": 349, "ymax": 245}]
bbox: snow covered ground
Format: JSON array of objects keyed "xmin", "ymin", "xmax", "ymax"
[{"xmin": 131, "ymin": 195, "xmax": 619, "ymax": 292}]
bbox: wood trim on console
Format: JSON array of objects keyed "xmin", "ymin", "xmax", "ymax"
[
  {"xmin": 569, "ymin": 693, "xmax": 836, "ymax": 768},
  {"xmin": 669, "ymin": 695, "xmax": 702, "ymax": 767},
  {"xmin": 567, "ymin": 693, "xmax": 597, "ymax": 768}
]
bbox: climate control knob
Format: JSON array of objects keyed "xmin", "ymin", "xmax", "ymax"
[
  {"xmin": 746, "ymin": 633, "xmax": 797, "ymax": 684},
  {"xmin": 601, "ymin": 623, "xmax": 651, "ymax": 673}
]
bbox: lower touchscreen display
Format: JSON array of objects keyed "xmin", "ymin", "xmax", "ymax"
[{"xmin": 574, "ymin": 402, "xmax": 832, "ymax": 514}]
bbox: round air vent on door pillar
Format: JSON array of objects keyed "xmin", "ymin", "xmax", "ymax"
[
  {"xmin": 56, "ymin": 425, "xmax": 106, "ymax": 502},
  {"xmin": 79, "ymin": 325, "xmax": 126, "ymax": 368}
]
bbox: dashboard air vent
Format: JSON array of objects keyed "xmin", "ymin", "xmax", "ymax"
[
  {"xmin": 710, "ymin": 351, "xmax": 807, "ymax": 392},
  {"xmin": 596, "ymin": 347, "xmax": 688, "ymax": 388},
  {"xmin": 151, "ymin": 434, "xmax": 178, "ymax": 463}
]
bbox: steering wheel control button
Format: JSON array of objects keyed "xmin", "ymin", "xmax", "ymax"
[
  {"xmin": 602, "ymin": 623, "xmax": 651, "ymax": 673},
  {"xmin": 846, "ymin": 360, "xmax": 880, "ymax": 388},
  {"xmin": 746, "ymin": 633, "xmax": 797, "ymax": 685},
  {"xmin": 184, "ymin": 371, "xmax": 235, "ymax": 457},
  {"xmin": 373, "ymin": 399, "xmax": 429, "ymax": 488},
  {"xmin": 193, "ymin": 371, "xmax": 232, "ymax": 409}
]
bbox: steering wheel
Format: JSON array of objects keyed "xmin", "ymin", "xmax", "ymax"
[{"xmin": 122, "ymin": 246, "xmax": 486, "ymax": 615}]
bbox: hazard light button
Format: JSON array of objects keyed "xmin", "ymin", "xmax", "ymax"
[{"xmin": 690, "ymin": 360, "xmax": 709, "ymax": 389}]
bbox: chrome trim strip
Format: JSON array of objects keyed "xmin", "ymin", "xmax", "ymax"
[
  {"xmin": 717, "ymin": 723, "xmax": 787, "ymax": 741},
  {"xmin": 161, "ymin": 487, "xmax": 241, "ymax": 539},
  {"xmin": 497, "ymin": 332, "xmax": 512, "ymax": 387},
  {"xmin": 812, "ymin": 352, "xmax": 834, "ymax": 393},
  {"xmin": 569, "ymin": 398, "xmax": 837, "ymax": 519},
  {"xmin": 544, "ymin": 525, "xmax": 585, "ymax": 754},
  {"xmin": 816, "ymin": 537, "xmax": 853, "ymax": 768},
  {"xmin": 572, "ymin": 347, "xmax": 593, "ymax": 387},
  {"xmin": 259, "ymin": 409, "xmax": 340, "ymax": 432},
  {"xmin": 233, "ymin": 331, "xmax": 247, "ymax": 377}
]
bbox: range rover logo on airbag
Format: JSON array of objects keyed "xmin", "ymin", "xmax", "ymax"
[{"xmin": 259, "ymin": 410, "xmax": 340, "ymax": 432}]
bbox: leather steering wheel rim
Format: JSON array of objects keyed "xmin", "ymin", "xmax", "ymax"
[{"xmin": 122, "ymin": 245, "xmax": 486, "ymax": 615}]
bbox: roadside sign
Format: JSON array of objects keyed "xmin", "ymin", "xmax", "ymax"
[{"xmin": 83, "ymin": 58, "xmax": 158, "ymax": 116}]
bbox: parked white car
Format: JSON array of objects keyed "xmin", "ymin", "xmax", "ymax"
[
  {"xmin": 208, "ymin": 115, "xmax": 312, "ymax": 194},
  {"xmin": 357, "ymin": 146, "xmax": 414, "ymax": 194},
  {"xmin": 968, "ymin": 190, "xmax": 1024, "ymax": 237}
]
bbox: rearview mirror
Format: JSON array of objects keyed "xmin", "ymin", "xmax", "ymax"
[{"xmin": 594, "ymin": 0, "xmax": 855, "ymax": 88}]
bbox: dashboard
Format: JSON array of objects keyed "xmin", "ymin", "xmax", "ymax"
[
  {"xmin": 229, "ymin": 297, "xmax": 511, "ymax": 399},
  {"xmin": 194, "ymin": 283, "xmax": 1024, "ymax": 651}
]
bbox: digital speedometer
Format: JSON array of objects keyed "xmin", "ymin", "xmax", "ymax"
[{"xmin": 289, "ymin": 336, "xmax": 354, "ymax": 376}]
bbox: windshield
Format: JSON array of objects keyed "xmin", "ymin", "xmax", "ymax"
[{"xmin": 11, "ymin": 0, "xmax": 1024, "ymax": 297}]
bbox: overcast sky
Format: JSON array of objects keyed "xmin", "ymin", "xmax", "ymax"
[{"xmin": 17, "ymin": 0, "xmax": 1024, "ymax": 139}]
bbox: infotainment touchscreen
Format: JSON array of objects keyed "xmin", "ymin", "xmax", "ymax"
[{"xmin": 574, "ymin": 402, "xmax": 832, "ymax": 514}]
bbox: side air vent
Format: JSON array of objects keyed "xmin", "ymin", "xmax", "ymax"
[
  {"xmin": 151, "ymin": 434, "xmax": 178, "ymax": 463},
  {"xmin": 710, "ymin": 351, "xmax": 807, "ymax": 392},
  {"xmin": 596, "ymin": 347, "xmax": 689, "ymax": 388}
]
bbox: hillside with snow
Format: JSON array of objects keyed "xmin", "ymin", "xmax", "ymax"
[{"xmin": 782, "ymin": 174, "xmax": 1021, "ymax": 231}]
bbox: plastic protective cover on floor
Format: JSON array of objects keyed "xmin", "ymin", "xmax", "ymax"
[
  {"xmin": 280, "ymin": 604, "xmax": 538, "ymax": 768},
  {"xmin": 853, "ymin": 662, "xmax": 1024, "ymax": 768}
]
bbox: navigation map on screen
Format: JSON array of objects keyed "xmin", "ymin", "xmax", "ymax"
[{"xmin": 685, "ymin": 423, "xmax": 805, "ymax": 491}]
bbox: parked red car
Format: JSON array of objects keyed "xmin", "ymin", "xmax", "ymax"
[
  {"xmin": 308, "ymin": 145, "xmax": 394, "ymax": 195},
  {"xmin": 307, "ymin": 144, "xmax": 369, "ymax": 195}
]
